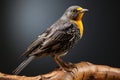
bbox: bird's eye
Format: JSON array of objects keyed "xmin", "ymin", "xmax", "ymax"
[{"xmin": 72, "ymin": 9, "xmax": 77, "ymax": 13}]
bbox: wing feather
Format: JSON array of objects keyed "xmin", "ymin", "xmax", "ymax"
[{"xmin": 20, "ymin": 20, "xmax": 76, "ymax": 56}]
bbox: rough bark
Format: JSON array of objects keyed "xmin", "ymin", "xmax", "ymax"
[{"xmin": 0, "ymin": 62, "xmax": 120, "ymax": 80}]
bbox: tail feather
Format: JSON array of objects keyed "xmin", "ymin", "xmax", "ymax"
[{"xmin": 12, "ymin": 56, "xmax": 35, "ymax": 75}]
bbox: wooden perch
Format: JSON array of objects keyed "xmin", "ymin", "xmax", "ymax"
[{"xmin": 0, "ymin": 62, "xmax": 120, "ymax": 80}]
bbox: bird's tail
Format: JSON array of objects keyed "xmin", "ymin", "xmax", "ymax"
[{"xmin": 12, "ymin": 56, "xmax": 35, "ymax": 75}]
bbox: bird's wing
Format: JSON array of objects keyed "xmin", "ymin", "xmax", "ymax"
[
  {"xmin": 41, "ymin": 30, "xmax": 73, "ymax": 48},
  {"xmin": 30, "ymin": 22, "xmax": 75, "ymax": 56},
  {"xmin": 21, "ymin": 20, "xmax": 76, "ymax": 57}
]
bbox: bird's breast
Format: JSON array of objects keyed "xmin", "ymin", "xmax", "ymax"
[{"xmin": 70, "ymin": 20, "xmax": 84, "ymax": 38}]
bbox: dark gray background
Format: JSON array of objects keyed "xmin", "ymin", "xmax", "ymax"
[{"xmin": 0, "ymin": 0, "xmax": 119, "ymax": 76}]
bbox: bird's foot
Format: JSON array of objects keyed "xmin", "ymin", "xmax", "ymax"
[
  {"xmin": 57, "ymin": 66, "xmax": 72, "ymax": 72},
  {"xmin": 58, "ymin": 62, "xmax": 77, "ymax": 72},
  {"xmin": 64, "ymin": 62, "xmax": 76, "ymax": 69}
]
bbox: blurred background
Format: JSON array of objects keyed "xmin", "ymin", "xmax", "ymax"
[{"xmin": 0, "ymin": 0, "xmax": 119, "ymax": 76}]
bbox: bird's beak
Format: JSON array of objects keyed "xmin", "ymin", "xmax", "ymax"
[{"xmin": 81, "ymin": 9, "xmax": 88, "ymax": 13}]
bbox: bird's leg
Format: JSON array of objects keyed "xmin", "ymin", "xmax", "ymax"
[
  {"xmin": 57, "ymin": 56, "xmax": 76, "ymax": 69},
  {"xmin": 55, "ymin": 57, "xmax": 64, "ymax": 69},
  {"xmin": 51, "ymin": 54, "xmax": 76, "ymax": 71},
  {"xmin": 50, "ymin": 54, "xmax": 63, "ymax": 69}
]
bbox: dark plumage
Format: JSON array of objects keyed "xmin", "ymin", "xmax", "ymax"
[{"xmin": 13, "ymin": 5, "xmax": 88, "ymax": 75}]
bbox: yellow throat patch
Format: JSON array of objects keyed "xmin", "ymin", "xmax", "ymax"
[{"xmin": 71, "ymin": 20, "xmax": 84, "ymax": 38}]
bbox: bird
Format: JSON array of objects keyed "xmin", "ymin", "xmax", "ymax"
[{"xmin": 12, "ymin": 5, "xmax": 88, "ymax": 75}]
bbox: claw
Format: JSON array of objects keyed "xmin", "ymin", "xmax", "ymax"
[
  {"xmin": 63, "ymin": 62, "xmax": 76, "ymax": 69},
  {"xmin": 59, "ymin": 62, "xmax": 77, "ymax": 72},
  {"xmin": 67, "ymin": 62, "xmax": 77, "ymax": 68}
]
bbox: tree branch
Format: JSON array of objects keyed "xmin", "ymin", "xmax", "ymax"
[{"xmin": 0, "ymin": 62, "xmax": 120, "ymax": 80}]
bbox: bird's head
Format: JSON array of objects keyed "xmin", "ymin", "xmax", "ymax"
[
  {"xmin": 61, "ymin": 6, "xmax": 88, "ymax": 20},
  {"xmin": 61, "ymin": 6, "xmax": 88, "ymax": 38}
]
